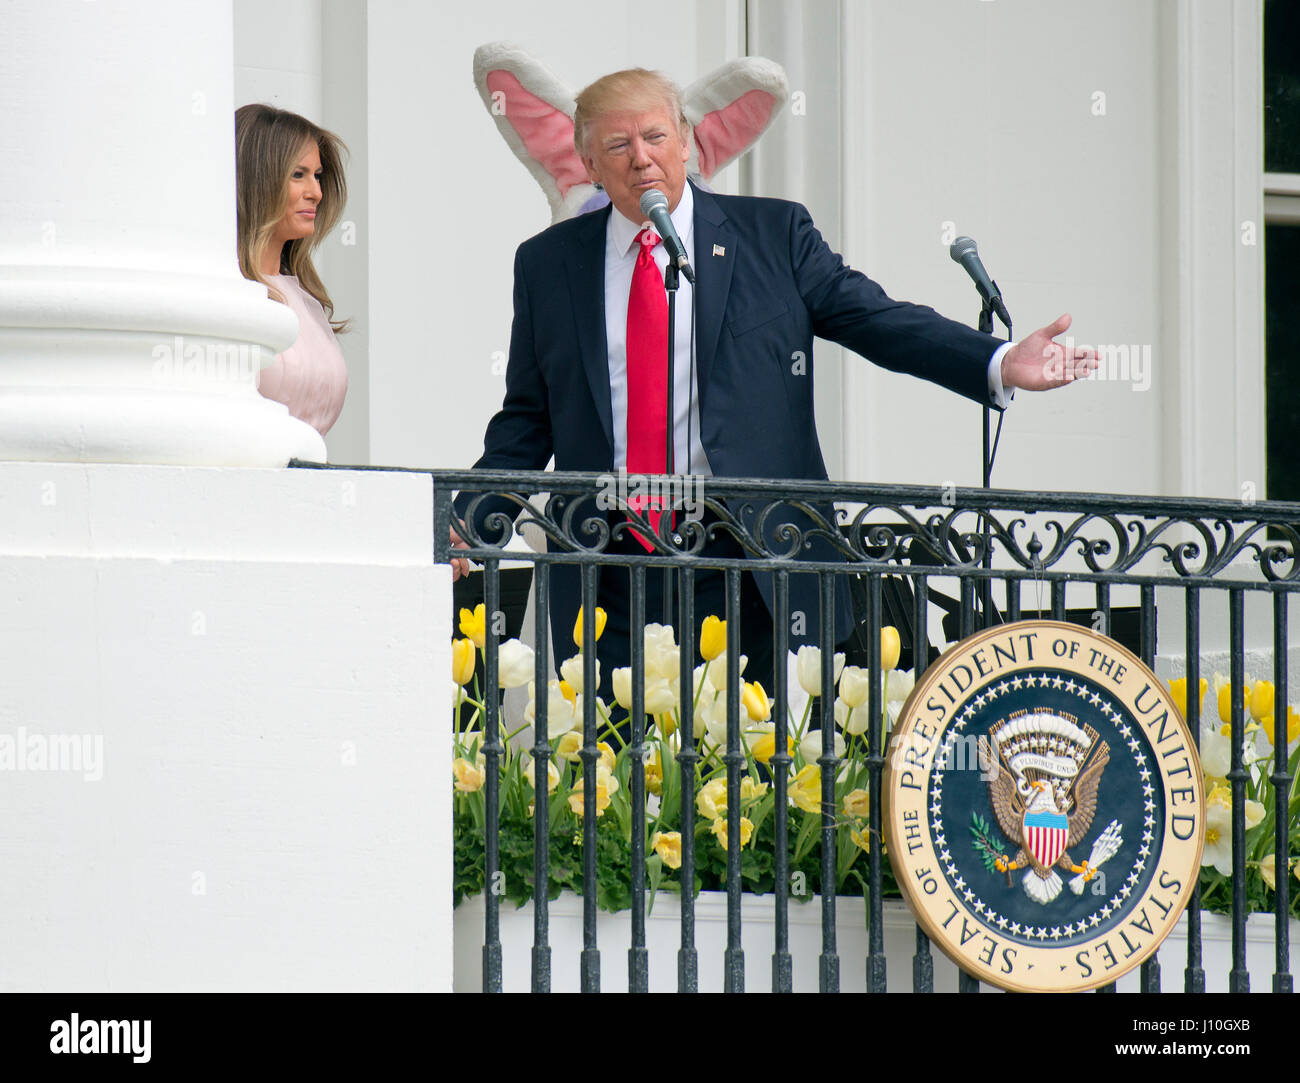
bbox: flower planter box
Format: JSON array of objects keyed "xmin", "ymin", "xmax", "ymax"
[
  {"xmin": 453, "ymin": 891, "xmax": 1295, "ymax": 992},
  {"xmin": 1126, "ymin": 911, "xmax": 1296, "ymax": 993},
  {"xmin": 454, "ymin": 892, "xmax": 972, "ymax": 993}
]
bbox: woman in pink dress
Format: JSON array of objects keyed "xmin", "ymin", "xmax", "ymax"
[{"xmin": 235, "ymin": 104, "xmax": 350, "ymax": 436}]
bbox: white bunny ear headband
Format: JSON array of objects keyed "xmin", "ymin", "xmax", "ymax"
[{"xmin": 472, "ymin": 42, "xmax": 790, "ymax": 223}]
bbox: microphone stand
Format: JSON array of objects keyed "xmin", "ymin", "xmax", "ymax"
[
  {"xmin": 977, "ymin": 295, "xmax": 1011, "ymax": 629},
  {"xmin": 662, "ymin": 259, "xmax": 679, "ymax": 621}
]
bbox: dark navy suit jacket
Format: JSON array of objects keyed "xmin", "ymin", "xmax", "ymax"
[{"xmin": 459, "ymin": 181, "xmax": 1003, "ymax": 659}]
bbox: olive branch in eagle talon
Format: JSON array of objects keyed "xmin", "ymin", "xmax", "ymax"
[
  {"xmin": 969, "ymin": 813, "xmax": 1006, "ymax": 877},
  {"xmin": 976, "ymin": 714, "xmax": 1122, "ymax": 906}
]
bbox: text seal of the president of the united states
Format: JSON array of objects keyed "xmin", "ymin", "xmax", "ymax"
[{"xmin": 885, "ymin": 620, "xmax": 1204, "ymax": 992}]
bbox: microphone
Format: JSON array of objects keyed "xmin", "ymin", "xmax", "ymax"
[
  {"xmin": 949, "ymin": 235, "xmax": 1010, "ymax": 327},
  {"xmin": 639, "ymin": 189, "xmax": 695, "ymax": 284}
]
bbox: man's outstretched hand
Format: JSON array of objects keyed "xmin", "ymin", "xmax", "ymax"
[{"xmin": 1000, "ymin": 314, "xmax": 1098, "ymax": 392}]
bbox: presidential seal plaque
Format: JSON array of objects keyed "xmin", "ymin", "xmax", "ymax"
[{"xmin": 885, "ymin": 620, "xmax": 1204, "ymax": 992}]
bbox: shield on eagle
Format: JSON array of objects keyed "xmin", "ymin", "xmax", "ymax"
[{"xmin": 1023, "ymin": 809, "xmax": 1070, "ymax": 869}]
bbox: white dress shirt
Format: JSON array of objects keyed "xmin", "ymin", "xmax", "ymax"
[
  {"xmin": 604, "ymin": 181, "xmax": 711, "ymax": 476},
  {"xmin": 602, "ymin": 182, "xmax": 1011, "ymax": 476}
]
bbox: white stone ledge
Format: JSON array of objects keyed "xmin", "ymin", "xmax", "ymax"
[{"xmin": 0, "ymin": 463, "xmax": 435, "ymax": 564}]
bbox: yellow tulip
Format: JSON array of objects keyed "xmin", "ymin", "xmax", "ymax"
[
  {"xmin": 1250, "ymin": 680, "xmax": 1275, "ymax": 723},
  {"xmin": 850, "ymin": 826, "xmax": 871, "ymax": 853},
  {"xmin": 655, "ymin": 712, "xmax": 677, "ymax": 738},
  {"xmin": 880, "ymin": 626, "xmax": 901, "ymax": 671},
  {"xmin": 651, "ymin": 831, "xmax": 682, "ymax": 870},
  {"xmin": 1261, "ymin": 854, "xmax": 1279, "ymax": 891},
  {"xmin": 572, "ymin": 606, "xmax": 608, "ymax": 649},
  {"xmin": 645, "ymin": 748, "xmax": 663, "ymax": 796},
  {"xmin": 568, "ymin": 767, "xmax": 618, "ymax": 817},
  {"xmin": 742, "ymin": 680, "xmax": 772, "ymax": 722},
  {"xmin": 559, "ymin": 680, "xmax": 577, "ymax": 707},
  {"xmin": 843, "ymin": 787, "xmax": 871, "ymax": 818},
  {"xmin": 699, "ymin": 615, "xmax": 727, "ymax": 662},
  {"xmin": 1168, "ymin": 676, "xmax": 1206, "ymax": 720},
  {"xmin": 697, "ymin": 777, "xmax": 728, "ymax": 820},
  {"xmin": 752, "ymin": 731, "xmax": 795, "ymax": 766},
  {"xmin": 790, "ymin": 765, "xmax": 822, "ymax": 814},
  {"xmin": 739, "ymin": 776, "xmax": 768, "ymax": 803},
  {"xmin": 451, "ymin": 637, "xmax": 477, "ymax": 686},
  {"xmin": 523, "ymin": 755, "xmax": 560, "ymax": 794},
  {"xmin": 556, "ymin": 731, "xmax": 582, "ymax": 763},
  {"xmin": 452, "ymin": 757, "xmax": 485, "ymax": 793},
  {"xmin": 1286, "ymin": 706, "xmax": 1300, "ymax": 747},
  {"xmin": 1217, "ymin": 683, "xmax": 1235, "ymax": 726},
  {"xmin": 596, "ymin": 740, "xmax": 616, "ymax": 774},
  {"xmin": 710, "ymin": 815, "xmax": 753, "ymax": 850},
  {"xmin": 459, "ymin": 604, "xmax": 486, "ymax": 649}
]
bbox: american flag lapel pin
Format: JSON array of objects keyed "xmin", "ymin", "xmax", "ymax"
[{"xmin": 713, "ymin": 244, "xmax": 725, "ymax": 257}]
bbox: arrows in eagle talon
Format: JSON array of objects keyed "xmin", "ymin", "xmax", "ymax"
[{"xmin": 1068, "ymin": 819, "xmax": 1124, "ymax": 895}]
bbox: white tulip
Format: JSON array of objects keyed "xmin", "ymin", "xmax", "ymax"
[
  {"xmin": 523, "ymin": 680, "xmax": 578, "ymax": 740},
  {"xmin": 1199, "ymin": 726, "xmax": 1231, "ymax": 778},
  {"xmin": 612, "ymin": 667, "xmax": 633, "ymax": 710},
  {"xmin": 886, "ymin": 668, "xmax": 915, "ymax": 704},
  {"xmin": 794, "ymin": 644, "xmax": 845, "ymax": 697},
  {"xmin": 838, "ymin": 665, "xmax": 870, "ymax": 708},
  {"xmin": 643, "ymin": 624, "xmax": 680, "ymax": 681},
  {"xmin": 707, "ymin": 650, "xmax": 748, "ymax": 694},
  {"xmin": 496, "ymin": 638, "xmax": 535, "ymax": 689},
  {"xmin": 799, "ymin": 729, "xmax": 846, "ymax": 763},
  {"xmin": 694, "ymin": 687, "xmax": 723, "ymax": 742},
  {"xmin": 643, "ymin": 677, "xmax": 678, "ymax": 715},
  {"xmin": 559, "ymin": 652, "xmax": 599, "ymax": 696},
  {"xmin": 835, "ymin": 697, "xmax": 869, "ymax": 737}
]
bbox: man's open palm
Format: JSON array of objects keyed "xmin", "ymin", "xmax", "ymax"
[{"xmin": 1000, "ymin": 314, "xmax": 1099, "ymax": 392}]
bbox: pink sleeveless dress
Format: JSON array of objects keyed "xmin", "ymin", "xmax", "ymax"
[{"xmin": 257, "ymin": 274, "xmax": 349, "ymax": 435}]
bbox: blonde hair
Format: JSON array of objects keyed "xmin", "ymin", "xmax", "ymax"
[
  {"xmin": 573, "ymin": 68, "xmax": 688, "ymax": 154},
  {"xmin": 235, "ymin": 103, "xmax": 349, "ymax": 333}
]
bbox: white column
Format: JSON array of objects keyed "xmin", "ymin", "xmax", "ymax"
[
  {"xmin": 1161, "ymin": 0, "xmax": 1265, "ymax": 500},
  {"xmin": 0, "ymin": 0, "xmax": 325, "ymax": 466}
]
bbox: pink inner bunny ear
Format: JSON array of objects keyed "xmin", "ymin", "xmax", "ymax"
[
  {"xmin": 692, "ymin": 89, "xmax": 778, "ymax": 178},
  {"xmin": 485, "ymin": 69, "xmax": 588, "ymax": 198}
]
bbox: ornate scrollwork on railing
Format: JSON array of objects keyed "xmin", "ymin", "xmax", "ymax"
[{"xmin": 443, "ymin": 472, "xmax": 1300, "ymax": 586}]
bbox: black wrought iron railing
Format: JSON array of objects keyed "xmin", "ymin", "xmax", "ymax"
[{"xmin": 298, "ymin": 462, "xmax": 1300, "ymax": 993}]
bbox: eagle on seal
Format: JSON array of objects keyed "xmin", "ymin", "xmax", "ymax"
[{"xmin": 978, "ymin": 714, "xmax": 1112, "ymax": 905}]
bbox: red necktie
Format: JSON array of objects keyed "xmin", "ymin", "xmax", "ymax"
[{"xmin": 625, "ymin": 228, "xmax": 669, "ymax": 550}]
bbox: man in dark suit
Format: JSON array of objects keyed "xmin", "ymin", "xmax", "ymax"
[{"xmin": 453, "ymin": 68, "xmax": 1095, "ymax": 697}]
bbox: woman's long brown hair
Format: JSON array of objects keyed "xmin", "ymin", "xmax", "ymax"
[{"xmin": 235, "ymin": 103, "xmax": 349, "ymax": 332}]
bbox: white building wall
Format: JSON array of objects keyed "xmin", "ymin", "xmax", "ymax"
[{"xmin": 834, "ymin": 0, "xmax": 1168, "ymax": 497}]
